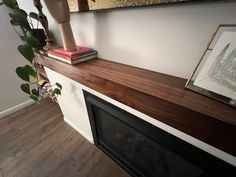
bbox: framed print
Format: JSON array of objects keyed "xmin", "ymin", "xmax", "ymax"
[
  {"xmin": 186, "ymin": 24, "xmax": 236, "ymax": 108},
  {"xmin": 67, "ymin": 0, "xmax": 194, "ymax": 12}
]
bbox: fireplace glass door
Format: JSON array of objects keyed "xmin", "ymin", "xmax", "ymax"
[{"xmin": 83, "ymin": 91, "xmax": 235, "ymax": 177}]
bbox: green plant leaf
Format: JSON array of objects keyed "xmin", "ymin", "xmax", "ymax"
[
  {"xmin": 26, "ymin": 34, "xmax": 42, "ymax": 50},
  {"xmin": 29, "ymin": 12, "xmax": 38, "ymax": 21},
  {"xmin": 9, "ymin": 13, "xmax": 19, "ymax": 26},
  {"xmin": 24, "ymin": 65, "xmax": 36, "ymax": 78},
  {"xmin": 18, "ymin": 44, "xmax": 34, "ymax": 63},
  {"xmin": 9, "ymin": 12, "xmax": 15, "ymax": 19},
  {"xmin": 9, "ymin": 11, "xmax": 31, "ymax": 30},
  {"xmin": 53, "ymin": 88, "xmax": 61, "ymax": 95},
  {"xmin": 17, "ymin": 12, "xmax": 31, "ymax": 30},
  {"xmin": 20, "ymin": 83, "xmax": 30, "ymax": 94},
  {"xmin": 3, "ymin": 0, "xmax": 17, "ymax": 9},
  {"xmin": 32, "ymin": 89, "xmax": 39, "ymax": 97},
  {"xmin": 10, "ymin": 19, "xmax": 19, "ymax": 26},
  {"xmin": 56, "ymin": 83, "xmax": 62, "ymax": 90},
  {"xmin": 16, "ymin": 67, "xmax": 29, "ymax": 82},
  {"xmin": 14, "ymin": 8, "xmax": 27, "ymax": 17},
  {"xmin": 30, "ymin": 94, "xmax": 38, "ymax": 102}
]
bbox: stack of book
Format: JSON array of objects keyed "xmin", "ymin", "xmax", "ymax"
[{"xmin": 47, "ymin": 46, "xmax": 97, "ymax": 64}]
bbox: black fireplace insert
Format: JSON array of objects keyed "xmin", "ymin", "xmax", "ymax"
[{"xmin": 83, "ymin": 91, "xmax": 235, "ymax": 177}]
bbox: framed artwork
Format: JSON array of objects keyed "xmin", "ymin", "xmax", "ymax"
[
  {"xmin": 67, "ymin": 0, "xmax": 195, "ymax": 12},
  {"xmin": 186, "ymin": 24, "xmax": 236, "ymax": 108}
]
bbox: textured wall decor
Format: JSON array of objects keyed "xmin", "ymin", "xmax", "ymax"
[
  {"xmin": 186, "ymin": 25, "xmax": 236, "ymax": 108},
  {"xmin": 67, "ymin": 0, "xmax": 192, "ymax": 12}
]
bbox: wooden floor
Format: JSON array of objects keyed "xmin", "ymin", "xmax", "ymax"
[{"xmin": 0, "ymin": 99, "xmax": 130, "ymax": 177}]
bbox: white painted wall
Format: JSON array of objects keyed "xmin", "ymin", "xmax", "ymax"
[
  {"xmin": 45, "ymin": 67, "xmax": 93, "ymax": 143},
  {"xmin": 18, "ymin": 1, "xmax": 236, "ymax": 78},
  {"xmin": 71, "ymin": 1, "xmax": 236, "ymax": 79},
  {"xmin": 0, "ymin": 5, "xmax": 30, "ymax": 113}
]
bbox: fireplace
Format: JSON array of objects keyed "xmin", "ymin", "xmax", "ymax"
[{"xmin": 83, "ymin": 91, "xmax": 235, "ymax": 177}]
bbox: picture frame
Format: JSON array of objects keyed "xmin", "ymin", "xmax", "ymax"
[
  {"xmin": 185, "ymin": 24, "xmax": 236, "ymax": 108},
  {"xmin": 67, "ymin": 0, "xmax": 194, "ymax": 12}
]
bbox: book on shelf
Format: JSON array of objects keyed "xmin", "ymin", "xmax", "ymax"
[
  {"xmin": 52, "ymin": 46, "xmax": 92, "ymax": 57},
  {"xmin": 51, "ymin": 54, "xmax": 97, "ymax": 64},
  {"xmin": 47, "ymin": 50, "xmax": 97, "ymax": 60},
  {"xmin": 48, "ymin": 51, "xmax": 97, "ymax": 64},
  {"xmin": 47, "ymin": 46, "xmax": 97, "ymax": 64}
]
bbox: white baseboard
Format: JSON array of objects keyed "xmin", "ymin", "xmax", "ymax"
[
  {"xmin": 64, "ymin": 117, "xmax": 94, "ymax": 144},
  {"xmin": 0, "ymin": 100, "xmax": 34, "ymax": 119}
]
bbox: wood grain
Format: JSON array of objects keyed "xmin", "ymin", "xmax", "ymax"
[
  {"xmin": 0, "ymin": 99, "xmax": 130, "ymax": 177},
  {"xmin": 35, "ymin": 53, "xmax": 236, "ymax": 156}
]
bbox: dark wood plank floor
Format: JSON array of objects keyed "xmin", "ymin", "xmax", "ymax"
[{"xmin": 0, "ymin": 99, "xmax": 130, "ymax": 177}]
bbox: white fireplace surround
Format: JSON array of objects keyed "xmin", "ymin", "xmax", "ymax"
[{"xmin": 45, "ymin": 67, "xmax": 236, "ymax": 167}]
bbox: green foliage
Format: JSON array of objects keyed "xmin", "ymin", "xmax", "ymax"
[
  {"xmin": 29, "ymin": 12, "xmax": 38, "ymax": 20},
  {"xmin": 18, "ymin": 44, "xmax": 34, "ymax": 63},
  {"xmin": 53, "ymin": 88, "xmax": 61, "ymax": 96},
  {"xmin": 16, "ymin": 67, "xmax": 29, "ymax": 82},
  {"xmin": 9, "ymin": 11, "xmax": 31, "ymax": 31},
  {"xmin": 14, "ymin": 8, "xmax": 27, "ymax": 17},
  {"xmin": 56, "ymin": 83, "xmax": 62, "ymax": 90},
  {"xmin": 32, "ymin": 88, "xmax": 39, "ymax": 97},
  {"xmin": 10, "ymin": 19, "xmax": 19, "ymax": 26},
  {"xmin": 20, "ymin": 83, "xmax": 30, "ymax": 94},
  {"xmin": 26, "ymin": 34, "xmax": 42, "ymax": 50},
  {"xmin": 3, "ymin": 0, "xmax": 17, "ymax": 9},
  {"xmin": 30, "ymin": 95, "xmax": 38, "ymax": 102},
  {"xmin": 3, "ymin": 0, "xmax": 62, "ymax": 103},
  {"xmin": 24, "ymin": 65, "xmax": 36, "ymax": 78},
  {"xmin": 16, "ymin": 65, "xmax": 37, "ymax": 82}
]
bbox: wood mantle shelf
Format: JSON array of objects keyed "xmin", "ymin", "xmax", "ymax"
[{"xmin": 35, "ymin": 53, "xmax": 236, "ymax": 156}]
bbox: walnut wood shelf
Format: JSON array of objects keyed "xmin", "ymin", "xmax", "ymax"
[{"xmin": 35, "ymin": 53, "xmax": 236, "ymax": 156}]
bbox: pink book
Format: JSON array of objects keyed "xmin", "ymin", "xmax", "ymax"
[
  {"xmin": 47, "ymin": 51, "xmax": 77, "ymax": 60},
  {"xmin": 47, "ymin": 50, "xmax": 97, "ymax": 60},
  {"xmin": 47, "ymin": 51, "xmax": 97, "ymax": 64},
  {"xmin": 53, "ymin": 46, "xmax": 92, "ymax": 57}
]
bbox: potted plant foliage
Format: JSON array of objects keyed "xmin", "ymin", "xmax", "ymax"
[{"xmin": 1, "ymin": 0, "xmax": 62, "ymax": 102}]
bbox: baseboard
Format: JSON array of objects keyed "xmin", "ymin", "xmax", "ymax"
[
  {"xmin": 0, "ymin": 100, "xmax": 34, "ymax": 119},
  {"xmin": 64, "ymin": 117, "xmax": 94, "ymax": 144}
]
